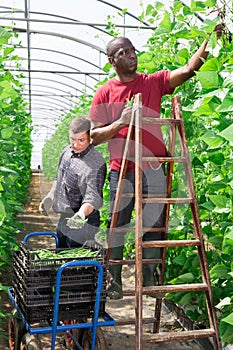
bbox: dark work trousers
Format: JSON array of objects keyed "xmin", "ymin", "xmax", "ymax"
[
  {"xmin": 108, "ymin": 165, "xmax": 167, "ymax": 247},
  {"xmin": 56, "ymin": 209, "xmax": 100, "ymax": 248}
]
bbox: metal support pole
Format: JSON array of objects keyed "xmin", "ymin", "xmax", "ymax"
[{"xmin": 24, "ymin": 0, "xmax": 31, "ymax": 115}]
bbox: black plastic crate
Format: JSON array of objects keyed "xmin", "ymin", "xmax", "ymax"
[
  {"xmin": 13, "ymin": 242, "xmax": 106, "ymax": 284},
  {"xmin": 13, "ymin": 254, "xmax": 99, "ymax": 290},
  {"xmin": 12, "ymin": 290, "xmax": 105, "ymax": 323},
  {"xmin": 12, "ymin": 242, "xmax": 107, "ymax": 323},
  {"xmin": 14, "ymin": 241, "xmax": 106, "ymax": 274},
  {"xmin": 12, "ymin": 271, "xmax": 97, "ymax": 293},
  {"xmin": 12, "ymin": 277, "xmax": 107, "ymax": 307}
]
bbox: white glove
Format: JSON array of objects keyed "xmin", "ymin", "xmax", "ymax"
[
  {"xmin": 66, "ymin": 212, "xmax": 87, "ymax": 229},
  {"xmin": 39, "ymin": 196, "xmax": 53, "ymax": 216},
  {"xmin": 39, "ymin": 180, "xmax": 57, "ymax": 216}
]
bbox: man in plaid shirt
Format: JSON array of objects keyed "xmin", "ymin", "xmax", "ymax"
[{"xmin": 39, "ymin": 117, "xmax": 106, "ymax": 248}]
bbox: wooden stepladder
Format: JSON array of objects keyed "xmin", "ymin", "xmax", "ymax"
[{"xmin": 106, "ymin": 93, "xmax": 222, "ymax": 350}]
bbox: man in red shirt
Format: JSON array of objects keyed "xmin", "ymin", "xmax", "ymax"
[{"xmin": 89, "ymin": 32, "xmax": 220, "ymax": 299}]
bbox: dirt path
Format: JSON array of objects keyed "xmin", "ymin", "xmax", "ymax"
[{"xmin": 0, "ymin": 173, "xmax": 203, "ymax": 350}]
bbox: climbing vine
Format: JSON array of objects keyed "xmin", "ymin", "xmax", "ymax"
[{"xmin": 0, "ymin": 28, "xmax": 32, "ymax": 270}]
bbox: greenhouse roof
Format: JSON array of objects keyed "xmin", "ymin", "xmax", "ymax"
[
  {"xmin": 0, "ymin": 0, "xmax": 159, "ymax": 168},
  {"xmin": 0, "ymin": 0, "xmax": 204, "ymax": 169}
]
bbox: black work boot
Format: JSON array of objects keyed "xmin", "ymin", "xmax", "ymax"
[
  {"xmin": 142, "ymin": 247, "xmax": 161, "ymax": 287},
  {"xmin": 107, "ymin": 246, "xmax": 124, "ymax": 300}
]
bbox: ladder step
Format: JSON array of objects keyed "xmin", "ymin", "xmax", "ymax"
[
  {"xmin": 142, "ymin": 156, "xmax": 186, "ymax": 163},
  {"xmin": 143, "ymin": 329, "xmax": 216, "ymax": 343},
  {"xmin": 142, "ymin": 283, "xmax": 208, "ymax": 295},
  {"xmin": 123, "ymin": 283, "xmax": 208, "ymax": 297},
  {"xmin": 109, "ymin": 226, "xmax": 166, "ymax": 233},
  {"xmin": 142, "ymin": 239, "xmax": 201, "ymax": 248},
  {"xmin": 142, "ymin": 117, "xmax": 182, "ymax": 125},
  {"xmin": 128, "ymin": 156, "xmax": 186, "ymax": 163},
  {"xmin": 121, "ymin": 193, "xmax": 166, "ymax": 198},
  {"xmin": 108, "ymin": 258, "xmax": 162, "ymax": 266},
  {"xmin": 142, "ymin": 197, "xmax": 193, "ymax": 204},
  {"xmin": 120, "ymin": 194, "xmax": 194, "ymax": 204},
  {"xmin": 116, "ymin": 316, "xmax": 156, "ymax": 326}
]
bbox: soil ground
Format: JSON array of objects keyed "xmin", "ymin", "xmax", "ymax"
[{"xmin": 0, "ymin": 172, "xmax": 203, "ymax": 349}]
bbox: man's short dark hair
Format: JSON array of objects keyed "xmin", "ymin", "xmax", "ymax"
[
  {"xmin": 69, "ymin": 117, "xmax": 90, "ymax": 134},
  {"xmin": 106, "ymin": 37, "xmax": 132, "ymax": 57}
]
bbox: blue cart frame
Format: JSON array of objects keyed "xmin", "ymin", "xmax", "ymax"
[{"xmin": 8, "ymin": 232, "xmax": 115, "ymax": 350}]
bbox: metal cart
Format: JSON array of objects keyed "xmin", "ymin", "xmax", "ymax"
[{"xmin": 8, "ymin": 232, "xmax": 115, "ymax": 350}]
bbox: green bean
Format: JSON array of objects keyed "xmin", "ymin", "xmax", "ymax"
[{"xmin": 29, "ymin": 247, "xmax": 97, "ymax": 260}]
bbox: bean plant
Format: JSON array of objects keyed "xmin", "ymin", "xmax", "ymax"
[{"xmin": 0, "ymin": 27, "xmax": 32, "ymax": 332}]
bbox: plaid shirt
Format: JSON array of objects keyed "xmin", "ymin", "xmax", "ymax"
[{"xmin": 53, "ymin": 144, "xmax": 106, "ymax": 214}]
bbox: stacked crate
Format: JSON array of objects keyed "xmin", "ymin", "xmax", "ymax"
[{"xmin": 12, "ymin": 242, "xmax": 107, "ymax": 323}]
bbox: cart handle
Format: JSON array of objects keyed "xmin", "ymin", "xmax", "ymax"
[
  {"xmin": 23, "ymin": 232, "xmax": 58, "ymax": 247},
  {"xmin": 52, "ymin": 260, "xmax": 103, "ymax": 350}
]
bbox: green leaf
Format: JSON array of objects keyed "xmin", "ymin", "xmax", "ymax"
[
  {"xmin": 3, "ymin": 47, "xmax": 15, "ymax": 56},
  {"xmin": 179, "ymin": 293, "xmax": 193, "ymax": 305},
  {"xmin": 208, "ymin": 195, "xmax": 230, "ymax": 208},
  {"xmin": 176, "ymin": 48, "xmax": 189, "ymax": 65},
  {"xmin": 190, "ymin": 0, "xmax": 206, "ymax": 12},
  {"xmin": 0, "ymin": 80, "xmax": 17, "ymax": 100},
  {"xmin": 219, "ymin": 123, "xmax": 233, "ymax": 143},
  {"xmin": 199, "ymin": 57, "xmax": 220, "ymax": 72},
  {"xmin": 1, "ymin": 126, "xmax": 14, "ymax": 139},
  {"xmin": 0, "ymin": 199, "xmax": 6, "ymax": 217},
  {"xmin": 173, "ymin": 253, "xmax": 187, "ymax": 266},
  {"xmin": 220, "ymin": 319, "xmax": 233, "ymax": 343},
  {"xmin": 171, "ymin": 22, "xmax": 189, "ymax": 37},
  {"xmin": 221, "ymin": 312, "xmax": 233, "ymax": 326},
  {"xmin": 201, "ymin": 131, "xmax": 224, "ymax": 149},
  {"xmin": 208, "ymin": 235, "xmax": 222, "ymax": 249},
  {"xmin": 208, "ymin": 152, "xmax": 225, "ymax": 165},
  {"xmin": 193, "ymin": 100, "xmax": 214, "ymax": 116},
  {"xmin": 204, "ymin": 0, "xmax": 216, "ymax": 6},
  {"xmin": 200, "ymin": 201, "xmax": 215, "ymax": 210},
  {"xmin": 170, "ymin": 272, "xmax": 195, "ymax": 284},
  {"xmin": 145, "ymin": 4, "xmax": 155, "ymax": 16},
  {"xmin": 209, "ymin": 264, "xmax": 230, "ymax": 279},
  {"xmin": 200, "ymin": 19, "xmax": 218, "ymax": 35},
  {"xmin": 195, "ymin": 71, "xmax": 219, "ymax": 89},
  {"xmin": 160, "ymin": 11, "xmax": 171, "ymax": 31},
  {"xmin": 0, "ymin": 27, "xmax": 12, "ymax": 45},
  {"xmin": 217, "ymin": 94, "xmax": 233, "ymax": 113}
]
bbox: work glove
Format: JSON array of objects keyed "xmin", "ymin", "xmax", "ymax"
[
  {"xmin": 39, "ymin": 180, "xmax": 57, "ymax": 216},
  {"xmin": 66, "ymin": 212, "xmax": 87, "ymax": 229},
  {"xmin": 39, "ymin": 196, "xmax": 53, "ymax": 216}
]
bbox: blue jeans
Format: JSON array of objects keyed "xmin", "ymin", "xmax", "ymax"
[
  {"xmin": 57, "ymin": 210, "xmax": 100, "ymax": 248},
  {"xmin": 108, "ymin": 166, "xmax": 167, "ymax": 247}
]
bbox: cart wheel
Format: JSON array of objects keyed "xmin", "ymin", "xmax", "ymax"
[
  {"xmin": 9, "ymin": 308, "xmax": 27, "ymax": 350},
  {"xmin": 81, "ymin": 328, "xmax": 107, "ymax": 350},
  {"xmin": 20, "ymin": 333, "xmax": 42, "ymax": 350},
  {"xmin": 64, "ymin": 320, "xmax": 83, "ymax": 350}
]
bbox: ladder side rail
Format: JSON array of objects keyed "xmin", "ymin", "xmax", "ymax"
[
  {"xmin": 173, "ymin": 97, "xmax": 207, "ymax": 247},
  {"xmin": 173, "ymin": 97, "xmax": 213, "ymax": 281},
  {"xmin": 153, "ymin": 99, "xmax": 178, "ymax": 333},
  {"xmin": 174, "ymin": 98, "xmax": 213, "ymax": 285},
  {"xmin": 134, "ymin": 93, "xmax": 143, "ymax": 350},
  {"xmin": 163, "ymin": 98, "xmax": 178, "ymax": 266},
  {"xmin": 173, "ymin": 96, "xmax": 222, "ymax": 350},
  {"xmin": 106, "ymin": 105, "xmax": 136, "ymax": 263}
]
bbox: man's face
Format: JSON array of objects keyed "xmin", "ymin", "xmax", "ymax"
[
  {"xmin": 109, "ymin": 38, "xmax": 137, "ymax": 74},
  {"xmin": 69, "ymin": 130, "xmax": 90, "ymax": 153}
]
